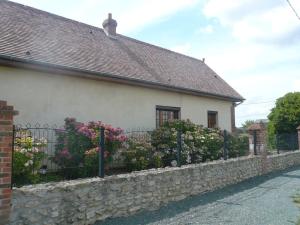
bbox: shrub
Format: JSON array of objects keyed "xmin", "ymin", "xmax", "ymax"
[
  {"xmin": 52, "ymin": 118, "xmax": 249, "ymax": 176},
  {"xmin": 54, "ymin": 118, "xmax": 92, "ymax": 169},
  {"xmin": 227, "ymin": 133, "xmax": 249, "ymax": 158},
  {"xmin": 82, "ymin": 148, "xmax": 99, "ymax": 177},
  {"xmin": 191, "ymin": 127, "xmax": 223, "ymax": 162},
  {"xmin": 53, "ymin": 118, "xmax": 127, "ymax": 177},
  {"xmin": 151, "ymin": 125, "xmax": 178, "ymax": 165},
  {"xmin": 77, "ymin": 121, "xmax": 127, "ymax": 163},
  {"xmin": 123, "ymin": 136, "xmax": 163, "ymax": 171},
  {"xmin": 13, "ymin": 129, "xmax": 47, "ymax": 184},
  {"xmin": 151, "ymin": 119, "xmax": 223, "ymax": 166}
]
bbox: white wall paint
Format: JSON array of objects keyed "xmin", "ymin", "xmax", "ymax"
[{"xmin": 0, "ymin": 66, "xmax": 233, "ymax": 131}]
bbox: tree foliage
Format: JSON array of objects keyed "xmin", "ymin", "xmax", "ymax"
[
  {"xmin": 241, "ymin": 120, "xmax": 255, "ymax": 129},
  {"xmin": 268, "ymin": 92, "xmax": 300, "ymax": 134}
]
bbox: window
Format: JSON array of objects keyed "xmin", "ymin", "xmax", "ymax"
[
  {"xmin": 156, "ymin": 106, "xmax": 180, "ymax": 127},
  {"xmin": 207, "ymin": 111, "xmax": 218, "ymax": 128}
]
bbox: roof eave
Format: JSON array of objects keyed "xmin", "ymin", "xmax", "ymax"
[{"xmin": 0, "ymin": 55, "xmax": 245, "ymax": 102}]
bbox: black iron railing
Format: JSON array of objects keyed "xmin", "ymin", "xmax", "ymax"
[{"xmin": 12, "ymin": 124, "xmax": 252, "ymax": 187}]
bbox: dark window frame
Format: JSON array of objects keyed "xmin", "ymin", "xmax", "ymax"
[
  {"xmin": 207, "ymin": 110, "xmax": 218, "ymax": 128},
  {"xmin": 156, "ymin": 105, "xmax": 181, "ymax": 128}
]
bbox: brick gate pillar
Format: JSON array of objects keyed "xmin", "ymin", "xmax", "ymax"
[
  {"xmin": 248, "ymin": 122, "xmax": 267, "ymax": 155},
  {"xmin": 0, "ymin": 100, "xmax": 18, "ymax": 225},
  {"xmin": 248, "ymin": 122, "xmax": 268, "ymax": 174}
]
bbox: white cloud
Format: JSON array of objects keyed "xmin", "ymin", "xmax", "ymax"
[
  {"xmin": 201, "ymin": 0, "xmax": 300, "ymax": 126},
  {"xmin": 202, "ymin": 44, "xmax": 262, "ymax": 74},
  {"xmin": 11, "ymin": 0, "xmax": 199, "ymax": 34},
  {"xmin": 232, "ymin": 68, "xmax": 300, "ymax": 126},
  {"xmin": 170, "ymin": 43, "xmax": 192, "ymax": 55},
  {"xmin": 197, "ymin": 25, "xmax": 214, "ymax": 34},
  {"xmin": 116, "ymin": 0, "xmax": 199, "ymax": 34},
  {"xmin": 293, "ymin": 80, "xmax": 300, "ymax": 91},
  {"xmin": 203, "ymin": 0, "xmax": 300, "ymax": 44},
  {"xmin": 202, "ymin": 42, "xmax": 300, "ymax": 76},
  {"xmin": 233, "ymin": 6, "xmax": 300, "ymax": 43}
]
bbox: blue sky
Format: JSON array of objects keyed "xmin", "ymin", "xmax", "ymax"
[{"xmin": 11, "ymin": 0, "xmax": 300, "ymax": 126}]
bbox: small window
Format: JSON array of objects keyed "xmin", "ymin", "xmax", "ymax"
[
  {"xmin": 156, "ymin": 106, "xmax": 180, "ymax": 127},
  {"xmin": 208, "ymin": 111, "xmax": 218, "ymax": 128}
]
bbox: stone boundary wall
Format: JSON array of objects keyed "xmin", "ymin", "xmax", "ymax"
[{"xmin": 11, "ymin": 151, "xmax": 300, "ymax": 225}]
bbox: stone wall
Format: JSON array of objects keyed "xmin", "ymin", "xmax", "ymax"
[{"xmin": 11, "ymin": 151, "xmax": 300, "ymax": 225}]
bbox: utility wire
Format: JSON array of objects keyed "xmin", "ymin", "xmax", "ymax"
[{"xmin": 286, "ymin": 0, "xmax": 300, "ymax": 20}]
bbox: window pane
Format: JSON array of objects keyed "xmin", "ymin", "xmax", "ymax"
[
  {"xmin": 208, "ymin": 112, "xmax": 218, "ymax": 128},
  {"xmin": 160, "ymin": 111, "xmax": 164, "ymax": 126},
  {"xmin": 156, "ymin": 110, "xmax": 159, "ymax": 127},
  {"xmin": 156, "ymin": 107, "xmax": 180, "ymax": 127},
  {"xmin": 174, "ymin": 111, "xmax": 179, "ymax": 119}
]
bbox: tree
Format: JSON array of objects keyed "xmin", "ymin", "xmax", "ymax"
[
  {"xmin": 241, "ymin": 120, "xmax": 255, "ymax": 129},
  {"xmin": 268, "ymin": 92, "xmax": 300, "ymax": 134}
]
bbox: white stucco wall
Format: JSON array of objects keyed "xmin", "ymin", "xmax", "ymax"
[{"xmin": 0, "ymin": 65, "xmax": 233, "ymax": 131}]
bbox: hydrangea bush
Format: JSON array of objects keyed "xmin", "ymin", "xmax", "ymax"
[
  {"xmin": 13, "ymin": 129, "xmax": 47, "ymax": 184},
  {"xmin": 151, "ymin": 119, "xmax": 224, "ymax": 166},
  {"xmin": 53, "ymin": 118, "xmax": 127, "ymax": 177},
  {"xmin": 52, "ymin": 118, "xmax": 248, "ymax": 178},
  {"xmin": 123, "ymin": 136, "xmax": 163, "ymax": 171}
]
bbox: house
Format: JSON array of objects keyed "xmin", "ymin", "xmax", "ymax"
[{"xmin": 0, "ymin": 1, "xmax": 244, "ymax": 131}]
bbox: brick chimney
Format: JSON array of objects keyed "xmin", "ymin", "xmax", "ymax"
[{"xmin": 102, "ymin": 13, "xmax": 117, "ymax": 36}]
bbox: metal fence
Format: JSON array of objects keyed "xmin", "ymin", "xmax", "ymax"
[
  {"xmin": 106, "ymin": 129, "xmax": 153, "ymax": 171},
  {"xmin": 12, "ymin": 124, "xmax": 65, "ymax": 186},
  {"xmin": 12, "ymin": 124, "xmax": 105, "ymax": 186},
  {"xmin": 116, "ymin": 128, "xmax": 249, "ymax": 168},
  {"xmin": 13, "ymin": 124, "xmax": 61, "ymax": 170},
  {"xmin": 11, "ymin": 124, "xmax": 251, "ymax": 187},
  {"xmin": 275, "ymin": 132, "xmax": 299, "ymax": 153}
]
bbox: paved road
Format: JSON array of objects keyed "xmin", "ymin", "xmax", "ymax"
[{"xmin": 98, "ymin": 167, "xmax": 300, "ymax": 225}]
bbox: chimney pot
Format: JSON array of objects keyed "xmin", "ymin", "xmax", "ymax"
[{"xmin": 102, "ymin": 13, "xmax": 117, "ymax": 36}]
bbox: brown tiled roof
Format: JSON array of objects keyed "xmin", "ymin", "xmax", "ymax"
[
  {"xmin": 248, "ymin": 122, "xmax": 265, "ymax": 131},
  {"xmin": 0, "ymin": 1, "xmax": 244, "ymax": 101}
]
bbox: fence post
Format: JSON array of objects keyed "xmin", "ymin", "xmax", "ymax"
[
  {"xmin": 253, "ymin": 130, "xmax": 257, "ymax": 155},
  {"xmin": 99, "ymin": 127, "xmax": 105, "ymax": 178},
  {"xmin": 177, "ymin": 130, "xmax": 182, "ymax": 167},
  {"xmin": 276, "ymin": 134, "xmax": 280, "ymax": 154},
  {"xmin": 223, "ymin": 130, "xmax": 228, "ymax": 160}
]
